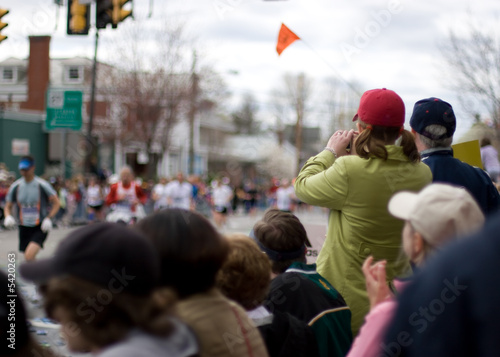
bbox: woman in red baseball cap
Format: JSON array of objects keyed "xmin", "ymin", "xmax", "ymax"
[{"xmin": 294, "ymin": 88, "xmax": 432, "ymax": 337}]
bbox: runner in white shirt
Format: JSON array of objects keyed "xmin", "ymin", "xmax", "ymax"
[
  {"xmin": 211, "ymin": 178, "xmax": 233, "ymax": 229},
  {"xmin": 87, "ymin": 176, "xmax": 105, "ymax": 222},
  {"xmin": 152, "ymin": 177, "xmax": 170, "ymax": 211},
  {"xmin": 276, "ymin": 179, "xmax": 296, "ymax": 213},
  {"xmin": 167, "ymin": 172, "xmax": 192, "ymax": 210}
]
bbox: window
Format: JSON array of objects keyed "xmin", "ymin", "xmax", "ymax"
[
  {"xmin": 3, "ymin": 68, "xmax": 13, "ymax": 80},
  {"xmin": 69, "ymin": 67, "xmax": 79, "ymax": 79},
  {"xmin": 64, "ymin": 65, "xmax": 83, "ymax": 83},
  {"xmin": 0, "ymin": 66, "xmax": 17, "ymax": 83}
]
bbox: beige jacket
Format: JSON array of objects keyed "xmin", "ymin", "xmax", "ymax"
[{"xmin": 175, "ymin": 288, "xmax": 269, "ymax": 357}]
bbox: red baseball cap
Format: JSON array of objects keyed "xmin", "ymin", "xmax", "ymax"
[{"xmin": 352, "ymin": 88, "xmax": 405, "ymax": 127}]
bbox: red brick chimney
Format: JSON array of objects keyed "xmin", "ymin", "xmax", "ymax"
[{"xmin": 21, "ymin": 36, "xmax": 51, "ymax": 111}]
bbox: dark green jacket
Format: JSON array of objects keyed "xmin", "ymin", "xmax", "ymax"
[{"xmin": 266, "ymin": 262, "xmax": 353, "ymax": 357}]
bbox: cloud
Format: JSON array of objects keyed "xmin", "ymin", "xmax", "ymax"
[{"xmin": 1, "ymin": 0, "xmax": 498, "ymax": 137}]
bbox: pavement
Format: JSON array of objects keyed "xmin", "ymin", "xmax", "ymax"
[{"xmin": 0, "ymin": 207, "xmax": 329, "ymax": 356}]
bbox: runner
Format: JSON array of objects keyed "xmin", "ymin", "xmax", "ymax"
[
  {"xmin": 211, "ymin": 178, "xmax": 233, "ymax": 229},
  {"xmin": 167, "ymin": 172, "xmax": 192, "ymax": 210},
  {"xmin": 3, "ymin": 156, "xmax": 60, "ymax": 261},
  {"xmin": 105, "ymin": 166, "xmax": 147, "ymax": 224},
  {"xmin": 152, "ymin": 176, "xmax": 170, "ymax": 211},
  {"xmin": 86, "ymin": 175, "xmax": 105, "ymax": 222},
  {"xmin": 275, "ymin": 178, "xmax": 296, "ymax": 213}
]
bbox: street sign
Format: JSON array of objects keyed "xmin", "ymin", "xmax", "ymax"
[{"xmin": 46, "ymin": 90, "xmax": 83, "ymax": 131}]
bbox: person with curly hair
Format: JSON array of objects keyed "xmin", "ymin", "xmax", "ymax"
[{"xmin": 216, "ymin": 233, "xmax": 320, "ymax": 357}]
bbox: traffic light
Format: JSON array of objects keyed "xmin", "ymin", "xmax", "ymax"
[
  {"xmin": 96, "ymin": 0, "xmax": 113, "ymax": 29},
  {"xmin": 0, "ymin": 8, "xmax": 8, "ymax": 43},
  {"xmin": 67, "ymin": 0, "xmax": 90, "ymax": 35},
  {"xmin": 112, "ymin": 0, "xmax": 132, "ymax": 28}
]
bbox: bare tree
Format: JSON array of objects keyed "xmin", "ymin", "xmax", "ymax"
[
  {"xmin": 283, "ymin": 73, "xmax": 313, "ymax": 173},
  {"xmin": 323, "ymin": 77, "xmax": 361, "ymax": 136},
  {"xmin": 232, "ymin": 93, "xmax": 260, "ymax": 134},
  {"xmin": 440, "ymin": 22, "xmax": 500, "ymax": 131},
  {"xmin": 269, "ymin": 88, "xmax": 288, "ymax": 146},
  {"xmin": 98, "ymin": 19, "xmax": 192, "ymax": 178},
  {"xmin": 197, "ymin": 64, "xmax": 230, "ymax": 108}
]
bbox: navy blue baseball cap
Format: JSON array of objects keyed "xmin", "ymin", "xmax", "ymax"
[
  {"xmin": 18, "ymin": 157, "xmax": 34, "ymax": 170},
  {"xmin": 409, "ymin": 98, "xmax": 456, "ymax": 140}
]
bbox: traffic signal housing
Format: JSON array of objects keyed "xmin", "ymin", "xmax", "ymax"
[
  {"xmin": 96, "ymin": 0, "xmax": 113, "ymax": 29},
  {"xmin": 0, "ymin": 8, "xmax": 8, "ymax": 43},
  {"xmin": 67, "ymin": 0, "xmax": 90, "ymax": 35},
  {"xmin": 112, "ymin": 0, "xmax": 132, "ymax": 28}
]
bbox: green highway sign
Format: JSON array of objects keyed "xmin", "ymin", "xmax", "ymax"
[{"xmin": 45, "ymin": 90, "xmax": 83, "ymax": 131}]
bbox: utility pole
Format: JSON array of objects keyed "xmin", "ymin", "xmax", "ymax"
[
  {"xmin": 294, "ymin": 73, "xmax": 307, "ymax": 175},
  {"xmin": 188, "ymin": 51, "xmax": 198, "ymax": 175},
  {"xmin": 86, "ymin": 29, "xmax": 99, "ymax": 173},
  {"xmin": 295, "ymin": 106, "xmax": 303, "ymax": 175}
]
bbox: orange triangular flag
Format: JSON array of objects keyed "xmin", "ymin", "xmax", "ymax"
[{"xmin": 276, "ymin": 23, "xmax": 300, "ymax": 55}]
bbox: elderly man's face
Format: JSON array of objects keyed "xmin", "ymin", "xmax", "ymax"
[{"xmin": 120, "ymin": 169, "xmax": 133, "ymax": 184}]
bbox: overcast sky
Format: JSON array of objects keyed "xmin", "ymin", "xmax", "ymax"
[{"xmin": 1, "ymin": 0, "xmax": 499, "ymax": 139}]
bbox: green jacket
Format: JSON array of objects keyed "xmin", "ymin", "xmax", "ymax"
[{"xmin": 294, "ymin": 146, "xmax": 432, "ymax": 336}]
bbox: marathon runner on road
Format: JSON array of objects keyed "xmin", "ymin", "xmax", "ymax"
[{"xmin": 3, "ymin": 156, "xmax": 60, "ymax": 261}]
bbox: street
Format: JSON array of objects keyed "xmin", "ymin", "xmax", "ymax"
[{"xmin": 0, "ymin": 208, "xmax": 329, "ymax": 356}]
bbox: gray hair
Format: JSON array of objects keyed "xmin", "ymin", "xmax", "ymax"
[
  {"xmin": 119, "ymin": 165, "xmax": 134, "ymax": 176},
  {"xmin": 418, "ymin": 125, "xmax": 453, "ymax": 148}
]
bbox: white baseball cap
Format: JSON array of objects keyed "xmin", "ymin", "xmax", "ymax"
[{"xmin": 388, "ymin": 183, "xmax": 485, "ymax": 247}]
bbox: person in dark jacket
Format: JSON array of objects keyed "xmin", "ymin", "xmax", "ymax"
[
  {"xmin": 383, "ymin": 211, "xmax": 500, "ymax": 357},
  {"xmin": 216, "ymin": 233, "xmax": 320, "ymax": 357},
  {"xmin": 252, "ymin": 209, "xmax": 353, "ymax": 357},
  {"xmin": 409, "ymin": 97, "xmax": 500, "ymax": 216}
]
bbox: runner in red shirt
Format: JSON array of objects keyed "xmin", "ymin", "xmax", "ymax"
[{"xmin": 106, "ymin": 166, "xmax": 146, "ymax": 223}]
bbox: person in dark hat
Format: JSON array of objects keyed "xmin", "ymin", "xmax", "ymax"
[
  {"xmin": 3, "ymin": 155, "xmax": 60, "ymax": 261},
  {"xmin": 409, "ymin": 97, "xmax": 500, "ymax": 215},
  {"xmin": 19, "ymin": 222, "xmax": 198, "ymax": 357}
]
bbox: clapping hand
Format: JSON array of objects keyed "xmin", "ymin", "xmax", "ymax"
[{"xmin": 362, "ymin": 256, "xmax": 393, "ymax": 310}]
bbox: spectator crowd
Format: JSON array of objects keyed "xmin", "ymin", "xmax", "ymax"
[{"xmin": 2, "ymin": 89, "xmax": 500, "ymax": 357}]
